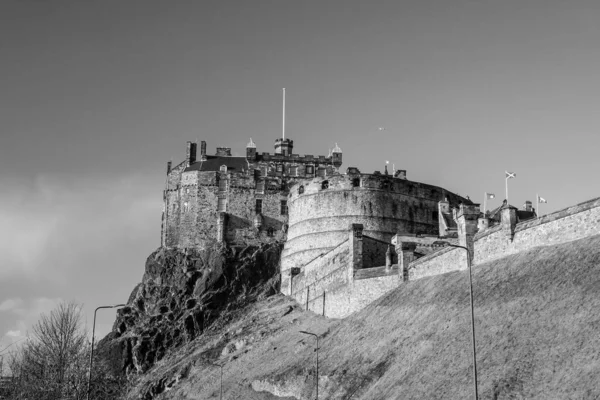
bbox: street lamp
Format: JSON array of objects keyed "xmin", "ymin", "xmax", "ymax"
[
  {"xmin": 86, "ymin": 304, "xmax": 126, "ymax": 400},
  {"xmin": 432, "ymin": 240, "xmax": 478, "ymax": 400},
  {"xmin": 299, "ymin": 330, "xmax": 319, "ymax": 400},
  {"xmin": 211, "ymin": 362, "xmax": 224, "ymax": 400}
]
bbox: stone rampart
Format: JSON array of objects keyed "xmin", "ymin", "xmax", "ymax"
[
  {"xmin": 289, "ymin": 240, "xmax": 351, "ymax": 306},
  {"xmin": 320, "ymin": 273, "xmax": 399, "ymax": 318},
  {"xmin": 474, "ymin": 197, "xmax": 600, "ymax": 264},
  {"xmin": 282, "ymin": 173, "xmax": 467, "ymax": 273},
  {"xmin": 408, "ymin": 247, "xmax": 467, "ymax": 280}
]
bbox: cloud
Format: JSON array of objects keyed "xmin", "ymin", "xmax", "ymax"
[
  {"xmin": 1, "ymin": 297, "xmax": 63, "ymax": 345},
  {"xmin": 0, "ymin": 172, "xmax": 161, "ymax": 345},
  {"xmin": 0, "ymin": 298, "xmax": 23, "ymax": 312},
  {"xmin": 0, "ymin": 173, "xmax": 160, "ymax": 280}
]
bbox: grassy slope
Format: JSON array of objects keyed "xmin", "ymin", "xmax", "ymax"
[{"xmin": 128, "ymin": 234, "xmax": 600, "ymax": 400}]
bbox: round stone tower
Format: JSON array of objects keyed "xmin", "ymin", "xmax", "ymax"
[{"xmin": 280, "ymin": 171, "xmax": 469, "ymax": 294}]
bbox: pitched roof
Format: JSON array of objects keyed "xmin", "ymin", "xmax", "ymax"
[
  {"xmin": 184, "ymin": 156, "xmax": 249, "ymax": 173},
  {"xmin": 487, "ymin": 204, "xmax": 537, "ymax": 222}
]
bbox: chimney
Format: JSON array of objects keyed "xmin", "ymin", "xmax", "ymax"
[
  {"xmin": 216, "ymin": 147, "xmax": 232, "ymax": 156},
  {"xmin": 200, "ymin": 141, "xmax": 207, "ymax": 161},
  {"xmin": 166, "ymin": 160, "xmax": 172, "ymax": 174},
  {"xmin": 523, "ymin": 200, "xmax": 532, "ymax": 212},
  {"xmin": 186, "ymin": 141, "xmax": 197, "ymax": 166}
]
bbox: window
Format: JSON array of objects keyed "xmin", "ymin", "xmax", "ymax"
[
  {"xmin": 352, "ymin": 178, "xmax": 360, "ymax": 187},
  {"xmin": 217, "ymin": 198, "xmax": 227, "ymax": 212},
  {"xmin": 183, "ymin": 202, "xmax": 189, "ymax": 212},
  {"xmin": 298, "ymin": 185, "xmax": 305, "ymax": 194},
  {"xmin": 280, "ymin": 200, "xmax": 288, "ymax": 215},
  {"xmin": 255, "ymin": 199, "xmax": 263, "ymax": 214},
  {"xmin": 255, "ymin": 181, "xmax": 265, "ymax": 194},
  {"xmin": 267, "ymin": 227, "xmax": 274, "ymax": 237},
  {"xmin": 186, "ymin": 188, "xmax": 190, "ymax": 194},
  {"xmin": 321, "ymin": 180, "xmax": 329, "ymax": 190},
  {"xmin": 306, "ymin": 165, "xmax": 314, "ymax": 175},
  {"xmin": 276, "ymin": 164, "xmax": 283, "ymax": 172}
]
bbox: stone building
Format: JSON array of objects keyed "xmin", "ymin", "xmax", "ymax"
[
  {"xmin": 161, "ymin": 137, "xmax": 342, "ymax": 248},
  {"xmin": 161, "ymin": 136, "xmax": 473, "ymax": 296}
]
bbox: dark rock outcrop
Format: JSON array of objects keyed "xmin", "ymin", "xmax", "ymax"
[{"xmin": 96, "ymin": 241, "xmax": 282, "ymax": 379}]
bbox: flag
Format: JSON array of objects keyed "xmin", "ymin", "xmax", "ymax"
[
  {"xmin": 538, "ymin": 196, "xmax": 547, "ymax": 203},
  {"xmin": 505, "ymin": 171, "xmax": 516, "ymax": 179},
  {"xmin": 486, "ymin": 193, "xmax": 495, "ymax": 199}
]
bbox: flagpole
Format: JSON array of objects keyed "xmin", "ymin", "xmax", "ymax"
[
  {"xmin": 536, "ymin": 193, "xmax": 539, "ymax": 219},
  {"xmin": 483, "ymin": 192, "xmax": 487, "ymax": 215},
  {"xmin": 505, "ymin": 177, "xmax": 508, "ymax": 202},
  {"xmin": 282, "ymin": 88, "xmax": 286, "ymax": 139}
]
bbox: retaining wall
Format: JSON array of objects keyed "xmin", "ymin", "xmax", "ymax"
[{"xmin": 475, "ymin": 197, "xmax": 600, "ymax": 264}]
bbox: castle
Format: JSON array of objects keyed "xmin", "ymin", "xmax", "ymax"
[{"xmin": 161, "ymin": 137, "xmax": 600, "ymax": 318}]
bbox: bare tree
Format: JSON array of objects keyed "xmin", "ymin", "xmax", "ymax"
[{"xmin": 8, "ymin": 302, "xmax": 90, "ymax": 400}]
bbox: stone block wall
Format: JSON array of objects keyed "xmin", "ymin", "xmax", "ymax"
[
  {"xmin": 163, "ymin": 167, "xmax": 289, "ymax": 248},
  {"xmin": 288, "ymin": 240, "xmax": 351, "ymax": 303},
  {"xmin": 475, "ymin": 197, "xmax": 600, "ymax": 264},
  {"xmin": 282, "ymin": 173, "xmax": 468, "ymax": 274},
  {"xmin": 320, "ymin": 273, "xmax": 399, "ymax": 318},
  {"xmin": 408, "ymin": 246, "xmax": 467, "ymax": 280}
]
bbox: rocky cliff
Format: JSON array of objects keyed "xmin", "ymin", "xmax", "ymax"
[{"xmin": 94, "ymin": 241, "xmax": 282, "ymax": 397}]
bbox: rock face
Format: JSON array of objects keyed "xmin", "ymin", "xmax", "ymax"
[{"xmin": 97, "ymin": 242, "xmax": 282, "ymax": 378}]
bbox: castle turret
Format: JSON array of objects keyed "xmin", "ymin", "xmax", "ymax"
[
  {"xmin": 274, "ymin": 138, "xmax": 294, "ymax": 156},
  {"xmin": 246, "ymin": 138, "xmax": 257, "ymax": 161},
  {"xmin": 216, "ymin": 147, "xmax": 232, "ymax": 156},
  {"xmin": 332, "ymin": 143, "xmax": 342, "ymax": 168}
]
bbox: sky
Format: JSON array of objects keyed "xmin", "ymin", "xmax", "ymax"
[{"xmin": 2, "ymin": 0, "xmax": 600, "ymax": 367}]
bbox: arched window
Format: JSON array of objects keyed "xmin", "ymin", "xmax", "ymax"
[
  {"xmin": 321, "ymin": 181, "xmax": 329, "ymax": 190},
  {"xmin": 298, "ymin": 185, "xmax": 305, "ymax": 194}
]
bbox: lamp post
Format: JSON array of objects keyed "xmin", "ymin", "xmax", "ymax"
[
  {"xmin": 86, "ymin": 304, "xmax": 126, "ymax": 400},
  {"xmin": 299, "ymin": 330, "xmax": 319, "ymax": 400},
  {"xmin": 210, "ymin": 362, "xmax": 224, "ymax": 400},
  {"xmin": 432, "ymin": 240, "xmax": 478, "ymax": 400}
]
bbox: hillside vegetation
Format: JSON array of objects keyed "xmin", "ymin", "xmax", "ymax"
[{"xmin": 126, "ymin": 234, "xmax": 600, "ymax": 399}]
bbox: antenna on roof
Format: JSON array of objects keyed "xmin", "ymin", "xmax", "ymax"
[{"xmin": 282, "ymin": 88, "xmax": 286, "ymax": 139}]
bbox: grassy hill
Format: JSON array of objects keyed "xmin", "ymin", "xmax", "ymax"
[{"xmin": 126, "ymin": 233, "xmax": 600, "ymax": 399}]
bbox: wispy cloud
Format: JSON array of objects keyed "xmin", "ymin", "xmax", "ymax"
[
  {"xmin": 0, "ymin": 173, "xmax": 160, "ymax": 280},
  {"xmin": 0, "ymin": 172, "xmax": 161, "ymax": 344}
]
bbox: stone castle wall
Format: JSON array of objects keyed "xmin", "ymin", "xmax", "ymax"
[
  {"xmin": 163, "ymin": 169, "xmax": 288, "ymax": 248},
  {"xmin": 474, "ymin": 197, "xmax": 600, "ymax": 264},
  {"xmin": 281, "ymin": 173, "xmax": 467, "ymax": 278},
  {"xmin": 409, "ymin": 246, "xmax": 468, "ymax": 280},
  {"xmin": 396, "ymin": 197, "xmax": 600, "ymax": 286}
]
